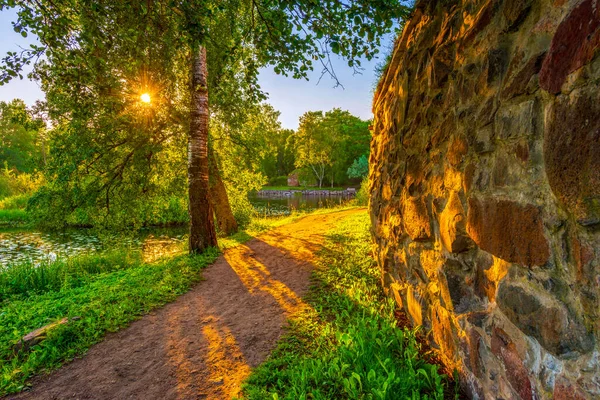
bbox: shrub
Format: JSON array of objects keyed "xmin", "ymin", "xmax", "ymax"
[
  {"xmin": 268, "ymin": 175, "xmax": 289, "ymax": 186},
  {"xmin": 355, "ymin": 177, "xmax": 369, "ymax": 206},
  {"xmin": 0, "ymin": 194, "xmax": 29, "ymax": 210}
]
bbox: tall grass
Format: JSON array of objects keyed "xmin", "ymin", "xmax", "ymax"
[
  {"xmin": 0, "ymin": 209, "xmax": 30, "ymax": 225},
  {"xmin": 0, "ymin": 251, "xmax": 141, "ymax": 300},
  {"xmin": 242, "ymin": 212, "xmax": 454, "ymax": 399}
]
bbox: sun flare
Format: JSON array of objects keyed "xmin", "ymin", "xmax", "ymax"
[{"xmin": 140, "ymin": 93, "xmax": 151, "ymax": 103}]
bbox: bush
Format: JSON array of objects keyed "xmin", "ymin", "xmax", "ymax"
[
  {"xmin": 268, "ymin": 176, "xmax": 289, "ymax": 186},
  {"xmin": 0, "ymin": 169, "xmax": 43, "ymax": 200},
  {"xmin": 0, "ymin": 194, "xmax": 29, "ymax": 210},
  {"xmin": 355, "ymin": 177, "xmax": 369, "ymax": 206},
  {"xmin": 296, "ymin": 168, "xmax": 316, "ymax": 187}
]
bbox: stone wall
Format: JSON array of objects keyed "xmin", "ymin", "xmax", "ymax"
[{"xmin": 369, "ymin": 0, "xmax": 600, "ymax": 398}]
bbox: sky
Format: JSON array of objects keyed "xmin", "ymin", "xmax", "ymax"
[{"xmin": 0, "ymin": 9, "xmax": 391, "ymax": 130}]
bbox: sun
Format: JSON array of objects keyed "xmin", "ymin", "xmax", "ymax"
[{"xmin": 140, "ymin": 93, "xmax": 151, "ymax": 103}]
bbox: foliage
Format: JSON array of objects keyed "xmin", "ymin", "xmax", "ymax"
[
  {"xmin": 0, "ymin": 194, "xmax": 30, "ymax": 210},
  {"xmin": 295, "ymin": 109, "xmax": 370, "ymax": 188},
  {"xmin": 0, "ymin": 209, "xmax": 30, "ymax": 226},
  {"xmin": 268, "ymin": 176, "xmax": 289, "ymax": 186},
  {"xmin": 347, "ymin": 154, "xmax": 369, "ymax": 179},
  {"xmin": 0, "ymin": 249, "xmax": 219, "ymax": 395},
  {"xmin": 321, "ymin": 109, "xmax": 371, "ymax": 186},
  {"xmin": 0, "ymin": 100, "xmax": 46, "ymax": 173},
  {"xmin": 296, "ymin": 167, "xmax": 317, "ymax": 187},
  {"xmin": 355, "ymin": 177, "xmax": 370, "ymax": 206},
  {"xmin": 211, "ymin": 111, "xmax": 270, "ymax": 228},
  {"xmin": 0, "ymin": 168, "xmax": 43, "ymax": 199},
  {"xmin": 295, "ymin": 111, "xmax": 331, "ymax": 188},
  {"xmin": 242, "ymin": 212, "xmax": 450, "ymax": 399}
]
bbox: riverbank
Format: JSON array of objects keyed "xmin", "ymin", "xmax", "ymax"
[{"xmin": 0, "ymin": 209, "xmax": 31, "ymax": 227}]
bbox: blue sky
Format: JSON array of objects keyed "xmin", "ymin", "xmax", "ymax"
[{"xmin": 0, "ymin": 9, "xmax": 391, "ymax": 130}]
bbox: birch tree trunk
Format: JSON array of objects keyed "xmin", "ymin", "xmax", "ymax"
[
  {"xmin": 188, "ymin": 45, "xmax": 218, "ymax": 253},
  {"xmin": 209, "ymin": 147, "xmax": 238, "ymax": 235}
]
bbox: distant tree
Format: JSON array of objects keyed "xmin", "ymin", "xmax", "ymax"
[
  {"xmin": 0, "ymin": 99, "xmax": 45, "ymax": 173},
  {"xmin": 295, "ymin": 111, "xmax": 330, "ymax": 188},
  {"xmin": 347, "ymin": 154, "xmax": 369, "ymax": 179},
  {"xmin": 319, "ymin": 109, "xmax": 370, "ymax": 187}
]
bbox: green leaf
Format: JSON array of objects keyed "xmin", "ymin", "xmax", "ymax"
[{"xmin": 330, "ymin": 42, "xmax": 340, "ymax": 54}]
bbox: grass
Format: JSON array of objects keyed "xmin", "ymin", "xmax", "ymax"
[
  {"xmin": 0, "ymin": 209, "xmax": 31, "ymax": 226},
  {"xmin": 261, "ymin": 186, "xmax": 348, "ymax": 191},
  {"xmin": 220, "ymin": 205, "xmax": 360, "ymax": 249},
  {"xmin": 0, "ymin": 249, "xmax": 219, "ymax": 395},
  {"xmin": 0, "ymin": 250, "xmax": 142, "ymax": 301},
  {"xmin": 0, "ymin": 195, "xmax": 32, "ymax": 227},
  {"xmin": 240, "ymin": 212, "xmax": 456, "ymax": 399}
]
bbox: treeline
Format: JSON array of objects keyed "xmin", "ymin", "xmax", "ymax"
[{"xmin": 223, "ymin": 106, "xmax": 371, "ymax": 189}]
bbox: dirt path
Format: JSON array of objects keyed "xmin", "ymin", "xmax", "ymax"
[{"xmin": 9, "ymin": 209, "xmax": 363, "ymax": 400}]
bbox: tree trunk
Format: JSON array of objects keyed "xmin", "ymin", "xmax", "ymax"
[
  {"xmin": 209, "ymin": 147, "xmax": 238, "ymax": 235},
  {"xmin": 188, "ymin": 45, "xmax": 218, "ymax": 254}
]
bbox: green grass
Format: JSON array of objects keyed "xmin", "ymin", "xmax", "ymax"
[
  {"xmin": 0, "ymin": 195, "xmax": 32, "ymax": 226},
  {"xmin": 0, "ymin": 209, "xmax": 31, "ymax": 226},
  {"xmin": 241, "ymin": 212, "xmax": 455, "ymax": 400},
  {"xmin": 261, "ymin": 186, "xmax": 348, "ymax": 191},
  {"xmin": 0, "ymin": 251, "xmax": 142, "ymax": 301},
  {"xmin": 0, "ymin": 249, "xmax": 219, "ymax": 395}
]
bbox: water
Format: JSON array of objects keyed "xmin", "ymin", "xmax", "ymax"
[
  {"xmin": 0, "ymin": 227, "xmax": 187, "ymax": 268},
  {"xmin": 0, "ymin": 191, "xmax": 351, "ymax": 267},
  {"xmin": 248, "ymin": 191, "xmax": 354, "ymax": 216}
]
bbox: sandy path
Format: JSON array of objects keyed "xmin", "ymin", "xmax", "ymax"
[{"xmin": 8, "ymin": 209, "xmax": 362, "ymax": 400}]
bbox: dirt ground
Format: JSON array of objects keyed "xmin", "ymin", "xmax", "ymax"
[{"xmin": 8, "ymin": 209, "xmax": 362, "ymax": 400}]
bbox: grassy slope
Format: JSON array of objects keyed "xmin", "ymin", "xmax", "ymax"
[{"xmin": 241, "ymin": 212, "xmax": 455, "ymax": 400}]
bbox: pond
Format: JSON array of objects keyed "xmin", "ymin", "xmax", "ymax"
[
  {"xmin": 0, "ymin": 227, "xmax": 188, "ymax": 268},
  {"xmin": 0, "ymin": 191, "xmax": 352, "ymax": 268},
  {"xmin": 248, "ymin": 190, "xmax": 354, "ymax": 217}
]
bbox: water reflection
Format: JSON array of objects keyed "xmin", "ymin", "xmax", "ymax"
[
  {"xmin": 0, "ymin": 227, "xmax": 187, "ymax": 268},
  {"xmin": 248, "ymin": 191, "xmax": 353, "ymax": 216}
]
